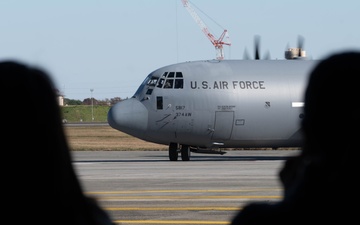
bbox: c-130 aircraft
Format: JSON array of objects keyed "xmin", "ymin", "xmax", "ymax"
[{"xmin": 107, "ymin": 43, "xmax": 318, "ymax": 161}]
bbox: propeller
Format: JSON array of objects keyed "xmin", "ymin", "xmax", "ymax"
[
  {"xmin": 243, "ymin": 48, "xmax": 250, "ymax": 60},
  {"xmin": 297, "ymin": 35, "xmax": 305, "ymax": 57},
  {"xmin": 263, "ymin": 50, "xmax": 271, "ymax": 60},
  {"xmin": 254, "ymin": 35, "xmax": 260, "ymax": 60},
  {"xmin": 243, "ymin": 35, "xmax": 271, "ymax": 60}
]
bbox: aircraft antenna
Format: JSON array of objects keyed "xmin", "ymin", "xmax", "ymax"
[{"xmin": 181, "ymin": 0, "xmax": 231, "ymax": 60}]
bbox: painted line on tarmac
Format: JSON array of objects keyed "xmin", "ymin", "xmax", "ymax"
[
  {"xmin": 106, "ymin": 206, "xmax": 241, "ymax": 211},
  {"xmin": 98, "ymin": 195, "xmax": 281, "ymax": 200},
  {"xmin": 113, "ymin": 220, "xmax": 229, "ymax": 224},
  {"xmin": 87, "ymin": 188, "xmax": 280, "ymax": 195}
]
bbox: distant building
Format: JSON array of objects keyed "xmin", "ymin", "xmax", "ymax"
[{"xmin": 55, "ymin": 88, "xmax": 64, "ymax": 106}]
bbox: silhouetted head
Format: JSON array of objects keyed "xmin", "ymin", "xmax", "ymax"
[
  {"xmin": 0, "ymin": 61, "xmax": 65, "ymax": 149},
  {"xmin": 302, "ymin": 51, "xmax": 360, "ymax": 157},
  {"xmin": 0, "ymin": 60, "xmax": 113, "ymax": 224}
]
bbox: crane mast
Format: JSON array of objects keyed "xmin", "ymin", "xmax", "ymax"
[{"xmin": 181, "ymin": 0, "xmax": 231, "ymax": 60}]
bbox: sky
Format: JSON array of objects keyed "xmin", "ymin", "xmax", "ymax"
[{"xmin": 1, "ymin": 0, "xmax": 359, "ymax": 100}]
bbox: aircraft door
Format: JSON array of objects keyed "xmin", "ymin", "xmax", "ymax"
[{"xmin": 212, "ymin": 111, "xmax": 234, "ymax": 140}]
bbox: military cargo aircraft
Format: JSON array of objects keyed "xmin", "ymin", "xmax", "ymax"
[{"xmin": 107, "ymin": 48, "xmax": 319, "ymax": 161}]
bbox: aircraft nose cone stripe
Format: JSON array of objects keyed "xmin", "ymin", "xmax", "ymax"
[{"xmin": 107, "ymin": 98, "xmax": 148, "ymax": 135}]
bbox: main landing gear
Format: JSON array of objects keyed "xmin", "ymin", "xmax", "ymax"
[{"xmin": 169, "ymin": 142, "xmax": 191, "ymax": 161}]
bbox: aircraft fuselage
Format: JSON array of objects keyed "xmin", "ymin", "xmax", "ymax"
[{"xmin": 108, "ymin": 59, "xmax": 319, "ymax": 160}]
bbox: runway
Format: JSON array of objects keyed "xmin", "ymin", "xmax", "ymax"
[{"xmin": 72, "ymin": 150, "xmax": 299, "ymax": 225}]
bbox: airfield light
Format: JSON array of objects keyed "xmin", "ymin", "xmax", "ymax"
[{"xmin": 90, "ymin": 88, "xmax": 94, "ymax": 121}]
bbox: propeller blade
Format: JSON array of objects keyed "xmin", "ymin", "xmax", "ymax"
[
  {"xmin": 263, "ymin": 50, "xmax": 271, "ymax": 60},
  {"xmin": 285, "ymin": 42, "xmax": 290, "ymax": 51},
  {"xmin": 243, "ymin": 48, "xmax": 250, "ymax": 60},
  {"xmin": 254, "ymin": 35, "xmax": 260, "ymax": 60},
  {"xmin": 297, "ymin": 35, "xmax": 305, "ymax": 57}
]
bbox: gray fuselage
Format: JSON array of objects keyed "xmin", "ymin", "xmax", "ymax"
[{"xmin": 108, "ymin": 59, "xmax": 319, "ymax": 149}]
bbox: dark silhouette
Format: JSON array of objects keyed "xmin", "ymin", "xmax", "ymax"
[
  {"xmin": 231, "ymin": 51, "xmax": 360, "ymax": 224},
  {"xmin": 0, "ymin": 61, "xmax": 115, "ymax": 225}
]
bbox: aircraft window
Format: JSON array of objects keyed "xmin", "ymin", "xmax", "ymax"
[
  {"xmin": 141, "ymin": 75, "xmax": 151, "ymax": 86},
  {"xmin": 168, "ymin": 72, "xmax": 175, "ymax": 78},
  {"xmin": 174, "ymin": 79, "xmax": 183, "ymax": 89},
  {"xmin": 157, "ymin": 96, "xmax": 163, "ymax": 110},
  {"xmin": 134, "ymin": 75, "xmax": 151, "ymax": 97},
  {"xmin": 176, "ymin": 72, "xmax": 183, "ymax": 78},
  {"xmin": 147, "ymin": 77, "xmax": 158, "ymax": 86},
  {"xmin": 164, "ymin": 79, "xmax": 174, "ymax": 88},
  {"xmin": 146, "ymin": 89, "xmax": 153, "ymax": 95},
  {"xmin": 157, "ymin": 78, "xmax": 165, "ymax": 88},
  {"xmin": 162, "ymin": 72, "xmax": 168, "ymax": 78}
]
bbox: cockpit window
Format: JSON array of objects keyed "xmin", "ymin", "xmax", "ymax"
[
  {"xmin": 157, "ymin": 78, "xmax": 165, "ymax": 88},
  {"xmin": 146, "ymin": 89, "xmax": 153, "ymax": 95},
  {"xmin": 156, "ymin": 72, "xmax": 183, "ymax": 89},
  {"xmin": 174, "ymin": 79, "xmax": 183, "ymax": 89},
  {"xmin": 133, "ymin": 74, "xmax": 153, "ymax": 97},
  {"xmin": 175, "ymin": 72, "xmax": 183, "ymax": 89},
  {"xmin": 147, "ymin": 77, "xmax": 158, "ymax": 86},
  {"xmin": 164, "ymin": 79, "xmax": 173, "ymax": 88}
]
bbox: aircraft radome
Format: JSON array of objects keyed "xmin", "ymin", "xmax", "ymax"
[{"xmin": 107, "ymin": 52, "xmax": 318, "ymax": 161}]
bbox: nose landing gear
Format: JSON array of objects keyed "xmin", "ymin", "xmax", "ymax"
[{"xmin": 169, "ymin": 143, "xmax": 191, "ymax": 161}]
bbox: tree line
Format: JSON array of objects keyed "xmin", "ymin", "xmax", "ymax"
[{"xmin": 64, "ymin": 97, "xmax": 124, "ymax": 106}]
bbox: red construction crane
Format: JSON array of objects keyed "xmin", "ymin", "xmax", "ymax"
[{"xmin": 181, "ymin": 0, "xmax": 231, "ymax": 60}]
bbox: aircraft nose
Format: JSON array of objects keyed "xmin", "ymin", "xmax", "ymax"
[{"xmin": 107, "ymin": 98, "xmax": 148, "ymax": 136}]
